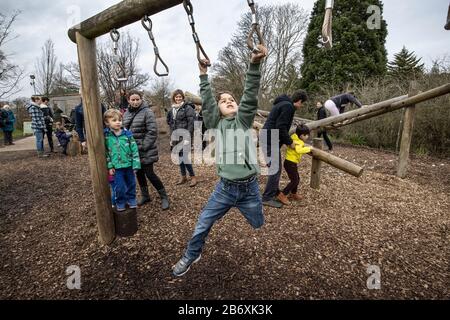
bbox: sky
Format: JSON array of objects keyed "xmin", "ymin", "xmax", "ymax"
[{"xmin": 1, "ymin": 0, "xmax": 449, "ymax": 100}]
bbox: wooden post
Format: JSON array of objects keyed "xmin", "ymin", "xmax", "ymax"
[
  {"xmin": 397, "ymin": 82, "xmax": 419, "ymax": 178},
  {"xmin": 310, "ymin": 138, "xmax": 323, "ymax": 189},
  {"xmin": 76, "ymin": 32, "xmax": 115, "ymax": 245}
]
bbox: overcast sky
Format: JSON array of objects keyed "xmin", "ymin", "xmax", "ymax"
[{"xmin": 1, "ymin": 0, "xmax": 449, "ymax": 100}]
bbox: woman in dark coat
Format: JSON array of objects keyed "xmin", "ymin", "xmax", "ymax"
[
  {"xmin": 166, "ymin": 89, "xmax": 197, "ymax": 187},
  {"xmin": 123, "ymin": 90, "xmax": 169, "ymax": 210}
]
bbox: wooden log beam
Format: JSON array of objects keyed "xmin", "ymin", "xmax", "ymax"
[
  {"xmin": 324, "ymin": 95, "xmax": 408, "ymax": 130},
  {"xmin": 185, "ymin": 91, "xmax": 203, "ymax": 105},
  {"xmin": 307, "ymin": 83, "xmax": 450, "ymax": 131},
  {"xmin": 257, "ymin": 110, "xmax": 313, "ymax": 123},
  {"xmin": 307, "ymin": 147, "xmax": 364, "ymax": 178},
  {"xmin": 68, "ymin": 0, "xmax": 183, "ymax": 43},
  {"xmin": 76, "ymin": 32, "xmax": 115, "ymax": 245},
  {"xmin": 306, "ymin": 95, "xmax": 408, "ymax": 131}
]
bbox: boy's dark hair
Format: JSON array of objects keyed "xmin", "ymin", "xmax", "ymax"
[
  {"xmin": 171, "ymin": 89, "xmax": 185, "ymax": 103},
  {"xmin": 41, "ymin": 96, "xmax": 50, "ymax": 103},
  {"xmin": 127, "ymin": 90, "xmax": 144, "ymax": 98},
  {"xmin": 215, "ymin": 91, "xmax": 238, "ymax": 104},
  {"xmin": 291, "ymin": 90, "xmax": 308, "ymax": 103},
  {"xmin": 296, "ymin": 124, "xmax": 310, "ymax": 137},
  {"xmin": 31, "ymin": 96, "xmax": 41, "ymax": 102}
]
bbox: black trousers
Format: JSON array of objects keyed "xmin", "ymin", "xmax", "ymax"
[
  {"xmin": 3, "ymin": 131, "xmax": 13, "ymax": 145},
  {"xmin": 282, "ymin": 160, "xmax": 300, "ymax": 195},
  {"xmin": 45, "ymin": 127, "xmax": 54, "ymax": 151},
  {"xmin": 136, "ymin": 163, "xmax": 164, "ymax": 192},
  {"xmin": 318, "ymin": 130, "xmax": 333, "ymax": 150}
]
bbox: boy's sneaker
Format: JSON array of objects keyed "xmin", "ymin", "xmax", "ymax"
[
  {"xmin": 262, "ymin": 198, "xmax": 283, "ymax": 208},
  {"xmin": 128, "ymin": 203, "xmax": 137, "ymax": 209},
  {"xmin": 116, "ymin": 206, "xmax": 126, "ymax": 212},
  {"xmin": 172, "ymin": 255, "xmax": 201, "ymax": 277}
]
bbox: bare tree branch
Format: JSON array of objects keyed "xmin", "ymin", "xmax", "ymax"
[
  {"xmin": 0, "ymin": 11, "xmax": 24, "ymax": 99},
  {"xmin": 212, "ymin": 3, "xmax": 308, "ymax": 109}
]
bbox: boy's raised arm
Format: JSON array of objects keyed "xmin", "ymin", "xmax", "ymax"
[
  {"xmin": 237, "ymin": 45, "xmax": 267, "ymax": 129},
  {"xmin": 199, "ymin": 60, "xmax": 220, "ymax": 129}
]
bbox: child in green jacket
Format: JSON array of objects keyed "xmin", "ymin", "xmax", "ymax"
[
  {"xmin": 172, "ymin": 44, "xmax": 268, "ymax": 277},
  {"xmin": 104, "ymin": 109, "xmax": 141, "ymax": 211}
]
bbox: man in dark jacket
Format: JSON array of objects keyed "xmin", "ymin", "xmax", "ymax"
[
  {"xmin": 316, "ymin": 101, "xmax": 333, "ymax": 151},
  {"xmin": 260, "ymin": 90, "xmax": 308, "ymax": 208}
]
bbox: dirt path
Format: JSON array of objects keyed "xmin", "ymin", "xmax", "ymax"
[
  {"xmin": 0, "ymin": 137, "xmax": 449, "ymax": 299},
  {"xmin": 0, "ymin": 136, "xmax": 36, "ymax": 153}
]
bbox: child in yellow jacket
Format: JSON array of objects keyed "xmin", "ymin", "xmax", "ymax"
[{"xmin": 277, "ymin": 125, "xmax": 311, "ymax": 205}]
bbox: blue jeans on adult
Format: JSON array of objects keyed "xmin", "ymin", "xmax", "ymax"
[
  {"xmin": 114, "ymin": 167, "xmax": 137, "ymax": 210},
  {"xmin": 179, "ymin": 150, "xmax": 195, "ymax": 177},
  {"xmin": 34, "ymin": 129, "xmax": 44, "ymax": 153},
  {"xmin": 184, "ymin": 176, "xmax": 264, "ymax": 261}
]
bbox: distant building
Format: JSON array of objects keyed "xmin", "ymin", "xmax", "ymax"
[{"xmin": 50, "ymin": 93, "xmax": 81, "ymax": 116}]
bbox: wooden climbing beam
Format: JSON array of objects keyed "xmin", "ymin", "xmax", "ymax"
[
  {"xmin": 68, "ymin": 0, "xmax": 183, "ymax": 43},
  {"xmin": 307, "ymin": 83, "xmax": 450, "ymax": 131},
  {"xmin": 307, "ymin": 147, "xmax": 364, "ymax": 178}
]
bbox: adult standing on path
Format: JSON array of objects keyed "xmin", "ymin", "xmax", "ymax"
[
  {"xmin": 26, "ymin": 96, "xmax": 48, "ymax": 158},
  {"xmin": 1, "ymin": 105, "xmax": 16, "ymax": 146},
  {"xmin": 260, "ymin": 91, "xmax": 308, "ymax": 208}
]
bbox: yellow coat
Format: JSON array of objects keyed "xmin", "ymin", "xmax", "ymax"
[{"xmin": 285, "ymin": 134, "xmax": 311, "ymax": 164}]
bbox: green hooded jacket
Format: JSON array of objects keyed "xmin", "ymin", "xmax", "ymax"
[
  {"xmin": 105, "ymin": 128, "xmax": 141, "ymax": 170},
  {"xmin": 200, "ymin": 62, "xmax": 261, "ymax": 181}
]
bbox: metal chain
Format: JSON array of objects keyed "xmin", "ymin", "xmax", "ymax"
[
  {"xmin": 183, "ymin": 0, "xmax": 211, "ymax": 67},
  {"xmin": 142, "ymin": 15, "xmax": 169, "ymax": 77},
  {"xmin": 109, "ymin": 29, "xmax": 128, "ymax": 83},
  {"xmin": 246, "ymin": 0, "xmax": 265, "ymax": 53}
]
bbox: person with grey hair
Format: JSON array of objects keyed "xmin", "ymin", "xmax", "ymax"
[{"xmin": 1, "ymin": 105, "xmax": 16, "ymax": 146}]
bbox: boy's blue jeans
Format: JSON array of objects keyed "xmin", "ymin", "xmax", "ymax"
[
  {"xmin": 114, "ymin": 168, "xmax": 137, "ymax": 210},
  {"xmin": 184, "ymin": 176, "xmax": 264, "ymax": 261}
]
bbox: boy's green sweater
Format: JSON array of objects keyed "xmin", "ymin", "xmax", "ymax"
[
  {"xmin": 105, "ymin": 128, "xmax": 141, "ymax": 170},
  {"xmin": 200, "ymin": 62, "xmax": 261, "ymax": 181}
]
